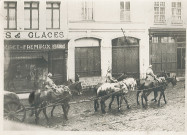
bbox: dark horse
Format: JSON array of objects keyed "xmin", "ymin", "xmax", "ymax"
[
  {"xmin": 64, "ymin": 79, "xmax": 82, "ymax": 96},
  {"xmin": 29, "ymin": 86, "xmax": 72, "ymax": 124},
  {"xmin": 136, "ymin": 72, "xmax": 177, "ymax": 106}
]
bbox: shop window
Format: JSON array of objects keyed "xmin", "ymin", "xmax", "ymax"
[
  {"xmin": 120, "ymin": 1, "xmax": 130, "ymax": 21},
  {"xmin": 24, "ymin": 2, "xmax": 39, "ymax": 30},
  {"xmin": 4, "ymin": 2, "xmax": 17, "ymax": 30},
  {"xmin": 161, "ymin": 37, "xmax": 175, "ymax": 43},
  {"xmin": 152, "ymin": 37, "xmax": 159, "ymax": 43},
  {"xmin": 46, "ymin": 2, "xmax": 60, "ymax": 29},
  {"xmin": 177, "ymin": 48, "xmax": 185, "ymax": 69},
  {"xmin": 172, "ymin": 2, "xmax": 182, "ymax": 24},
  {"xmin": 82, "ymin": 0, "xmax": 94, "ymax": 20},
  {"xmin": 154, "ymin": 2, "xmax": 165, "ymax": 23}
]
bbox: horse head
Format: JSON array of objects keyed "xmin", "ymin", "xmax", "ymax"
[{"xmin": 166, "ymin": 76, "xmax": 177, "ymax": 87}]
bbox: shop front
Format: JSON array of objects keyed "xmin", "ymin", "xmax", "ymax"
[
  {"xmin": 4, "ymin": 40, "xmax": 68, "ymax": 93},
  {"xmin": 149, "ymin": 28, "xmax": 186, "ymax": 77}
]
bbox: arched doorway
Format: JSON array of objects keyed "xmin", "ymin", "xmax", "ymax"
[
  {"xmin": 75, "ymin": 37, "xmax": 101, "ymax": 77},
  {"xmin": 112, "ymin": 36, "xmax": 140, "ymax": 78}
]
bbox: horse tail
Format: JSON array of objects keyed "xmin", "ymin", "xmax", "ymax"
[{"xmin": 28, "ymin": 91, "xmax": 35, "ymax": 105}]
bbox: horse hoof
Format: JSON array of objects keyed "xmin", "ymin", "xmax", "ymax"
[{"xmin": 165, "ymin": 101, "xmax": 167, "ymax": 104}]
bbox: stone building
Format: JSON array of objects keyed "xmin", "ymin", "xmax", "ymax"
[{"xmin": 3, "ymin": 0, "xmax": 186, "ymax": 92}]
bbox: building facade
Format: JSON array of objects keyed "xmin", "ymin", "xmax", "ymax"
[{"xmin": 3, "ymin": 0, "xmax": 186, "ymax": 92}]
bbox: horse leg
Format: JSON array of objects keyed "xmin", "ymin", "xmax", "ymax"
[
  {"xmin": 34, "ymin": 107, "xmax": 40, "ymax": 124},
  {"xmin": 123, "ymin": 94, "xmax": 130, "ymax": 109},
  {"xmin": 151, "ymin": 90, "xmax": 158, "ymax": 102},
  {"xmin": 65, "ymin": 103, "xmax": 70, "ymax": 116},
  {"xmin": 141, "ymin": 92, "xmax": 145, "ymax": 108},
  {"xmin": 62, "ymin": 104, "xmax": 68, "ymax": 120},
  {"xmin": 137, "ymin": 91, "xmax": 141, "ymax": 105},
  {"xmin": 51, "ymin": 105, "xmax": 56, "ymax": 117},
  {"xmin": 42, "ymin": 107, "xmax": 49, "ymax": 123},
  {"xmin": 100, "ymin": 98, "xmax": 107, "ymax": 114},
  {"xmin": 94, "ymin": 99, "xmax": 99, "ymax": 112},
  {"xmin": 158, "ymin": 91, "xmax": 163, "ymax": 107},
  {"xmin": 162, "ymin": 91, "xmax": 167, "ymax": 104},
  {"xmin": 109, "ymin": 95, "xmax": 115, "ymax": 110},
  {"xmin": 116, "ymin": 95, "xmax": 121, "ymax": 112}
]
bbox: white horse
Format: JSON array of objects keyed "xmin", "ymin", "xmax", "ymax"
[{"xmin": 94, "ymin": 81, "xmax": 130, "ymax": 113}]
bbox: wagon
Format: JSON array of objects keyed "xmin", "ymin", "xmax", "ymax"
[{"xmin": 4, "ymin": 91, "xmax": 26, "ymax": 122}]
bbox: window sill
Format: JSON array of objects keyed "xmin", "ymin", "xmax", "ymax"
[{"xmin": 154, "ymin": 22, "xmax": 167, "ymax": 25}]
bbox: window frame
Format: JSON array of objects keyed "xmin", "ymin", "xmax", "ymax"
[
  {"xmin": 81, "ymin": 0, "xmax": 94, "ymax": 21},
  {"xmin": 46, "ymin": 2, "xmax": 60, "ymax": 29},
  {"xmin": 171, "ymin": 2, "xmax": 182, "ymax": 24},
  {"xmin": 24, "ymin": 1, "xmax": 39, "ymax": 30},
  {"xmin": 120, "ymin": 1, "xmax": 131, "ymax": 22},
  {"xmin": 4, "ymin": 1, "xmax": 17, "ymax": 30},
  {"xmin": 154, "ymin": 2, "xmax": 166, "ymax": 24}
]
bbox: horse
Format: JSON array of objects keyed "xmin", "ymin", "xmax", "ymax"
[
  {"xmin": 28, "ymin": 86, "xmax": 72, "ymax": 124},
  {"xmin": 94, "ymin": 81, "xmax": 129, "ymax": 113},
  {"xmin": 64, "ymin": 79, "xmax": 82, "ymax": 96},
  {"xmin": 136, "ymin": 72, "xmax": 177, "ymax": 106}
]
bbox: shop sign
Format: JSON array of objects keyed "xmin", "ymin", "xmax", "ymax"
[
  {"xmin": 4, "ymin": 31, "xmax": 65, "ymax": 39},
  {"xmin": 5, "ymin": 44, "xmax": 66, "ymax": 50}
]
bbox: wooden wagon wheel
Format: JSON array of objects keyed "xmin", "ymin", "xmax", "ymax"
[{"xmin": 4, "ymin": 101, "xmax": 26, "ymax": 122}]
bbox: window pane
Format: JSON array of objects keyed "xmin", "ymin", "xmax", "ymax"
[
  {"xmin": 177, "ymin": 2, "xmax": 181, "ymax": 8},
  {"xmin": 46, "ymin": 9, "xmax": 52, "ymax": 28},
  {"xmin": 9, "ymin": 8, "xmax": 16, "ymax": 29},
  {"xmin": 160, "ymin": 7, "xmax": 165, "ymax": 14},
  {"xmin": 46, "ymin": 3, "xmax": 52, "ymax": 8},
  {"xmin": 154, "ymin": 7, "xmax": 159, "ymax": 14},
  {"xmin": 172, "ymin": 2, "xmax": 176, "ymax": 7},
  {"xmin": 9, "ymin": 3, "xmax": 16, "ymax": 7},
  {"xmin": 120, "ymin": 1, "xmax": 124, "ymax": 9},
  {"xmin": 32, "ymin": 2, "xmax": 38, "ymax": 8},
  {"xmin": 24, "ymin": 9, "xmax": 30, "ymax": 29},
  {"xmin": 32, "ymin": 9, "xmax": 38, "ymax": 29},
  {"xmin": 125, "ymin": 2, "xmax": 130, "ymax": 10},
  {"xmin": 53, "ymin": 9, "xmax": 59, "ymax": 28},
  {"xmin": 24, "ymin": 2, "xmax": 30, "ymax": 8},
  {"xmin": 4, "ymin": 2, "xmax": 7, "ymax": 8},
  {"xmin": 53, "ymin": 3, "xmax": 60, "ymax": 8}
]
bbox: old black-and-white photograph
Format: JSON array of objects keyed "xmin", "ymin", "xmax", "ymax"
[{"xmin": 0, "ymin": 0, "xmax": 186, "ymax": 133}]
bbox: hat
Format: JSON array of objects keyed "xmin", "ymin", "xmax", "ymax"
[
  {"xmin": 47, "ymin": 72, "xmax": 52, "ymax": 77},
  {"xmin": 149, "ymin": 65, "xmax": 152, "ymax": 68}
]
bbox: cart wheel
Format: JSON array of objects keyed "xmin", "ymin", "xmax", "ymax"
[{"xmin": 4, "ymin": 101, "xmax": 26, "ymax": 122}]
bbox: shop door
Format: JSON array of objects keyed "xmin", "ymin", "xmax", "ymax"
[
  {"xmin": 49, "ymin": 50, "xmax": 67, "ymax": 85},
  {"xmin": 112, "ymin": 45, "xmax": 139, "ymax": 78},
  {"xmin": 75, "ymin": 47, "xmax": 101, "ymax": 77},
  {"xmin": 150, "ymin": 39, "xmax": 177, "ymax": 74}
]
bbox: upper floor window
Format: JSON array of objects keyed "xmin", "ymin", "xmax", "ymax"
[
  {"xmin": 4, "ymin": 2, "xmax": 17, "ymax": 30},
  {"xmin": 120, "ymin": 1, "xmax": 130, "ymax": 21},
  {"xmin": 172, "ymin": 2, "xmax": 182, "ymax": 24},
  {"xmin": 24, "ymin": 2, "xmax": 39, "ymax": 30},
  {"xmin": 46, "ymin": 2, "xmax": 60, "ymax": 29},
  {"xmin": 82, "ymin": 0, "xmax": 94, "ymax": 20},
  {"xmin": 154, "ymin": 2, "xmax": 165, "ymax": 23}
]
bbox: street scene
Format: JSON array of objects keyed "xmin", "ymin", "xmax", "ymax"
[{"xmin": 2, "ymin": 0, "xmax": 186, "ymax": 133}]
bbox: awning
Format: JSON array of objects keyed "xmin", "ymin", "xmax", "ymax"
[{"xmin": 149, "ymin": 28, "xmax": 186, "ymax": 37}]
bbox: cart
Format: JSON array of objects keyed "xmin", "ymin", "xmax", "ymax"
[{"xmin": 4, "ymin": 91, "xmax": 26, "ymax": 122}]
